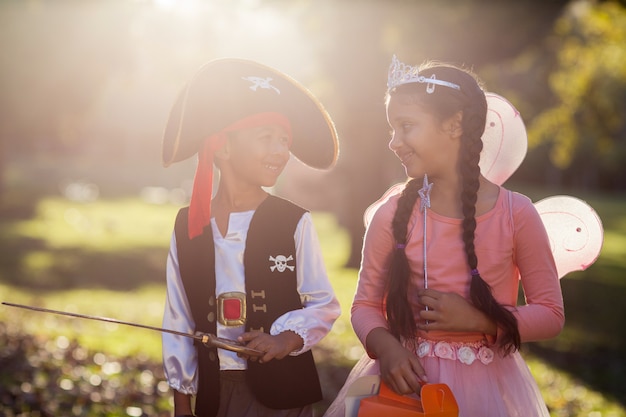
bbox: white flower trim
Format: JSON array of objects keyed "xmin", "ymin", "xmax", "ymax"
[
  {"xmin": 458, "ymin": 346, "xmax": 477, "ymax": 365},
  {"xmin": 416, "ymin": 339, "xmax": 494, "ymax": 365},
  {"xmin": 417, "ymin": 340, "xmax": 432, "ymax": 357}
]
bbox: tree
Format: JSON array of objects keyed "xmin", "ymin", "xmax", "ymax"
[{"xmin": 526, "ymin": 1, "xmax": 626, "ymax": 190}]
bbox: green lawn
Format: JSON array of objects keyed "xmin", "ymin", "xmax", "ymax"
[{"xmin": 1, "ymin": 191, "xmax": 625, "ymax": 416}]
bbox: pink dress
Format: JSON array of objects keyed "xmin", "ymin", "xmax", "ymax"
[{"xmin": 324, "ymin": 187, "xmax": 564, "ymax": 417}]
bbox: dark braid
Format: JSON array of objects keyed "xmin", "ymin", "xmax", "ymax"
[
  {"xmin": 385, "ymin": 61, "xmax": 521, "ymax": 354},
  {"xmin": 459, "ymin": 101, "xmax": 521, "ymax": 355},
  {"xmin": 385, "ymin": 178, "xmax": 421, "ymax": 348}
]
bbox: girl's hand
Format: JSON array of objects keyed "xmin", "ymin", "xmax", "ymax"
[
  {"xmin": 418, "ymin": 289, "xmax": 497, "ymax": 335},
  {"xmin": 238, "ymin": 330, "xmax": 303, "ymax": 363},
  {"xmin": 366, "ymin": 327, "xmax": 426, "ymax": 395}
]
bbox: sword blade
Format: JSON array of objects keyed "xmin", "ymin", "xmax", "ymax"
[
  {"xmin": 2, "ymin": 301, "xmax": 201, "ymax": 340},
  {"xmin": 1, "ymin": 301, "xmax": 263, "ymax": 357}
]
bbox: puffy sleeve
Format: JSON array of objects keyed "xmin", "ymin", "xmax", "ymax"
[
  {"xmin": 161, "ymin": 231, "xmax": 198, "ymax": 394},
  {"xmin": 351, "ymin": 197, "xmax": 397, "ymax": 347},
  {"xmin": 270, "ymin": 212, "xmax": 341, "ymax": 354},
  {"xmin": 511, "ymin": 193, "xmax": 565, "ymax": 342}
]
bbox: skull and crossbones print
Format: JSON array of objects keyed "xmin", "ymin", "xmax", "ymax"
[
  {"xmin": 269, "ymin": 255, "xmax": 295, "ymax": 272},
  {"xmin": 242, "ymin": 76, "xmax": 281, "ymax": 94}
]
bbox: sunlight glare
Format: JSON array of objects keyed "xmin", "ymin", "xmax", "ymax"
[{"xmin": 149, "ymin": 0, "xmax": 305, "ymax": 64}]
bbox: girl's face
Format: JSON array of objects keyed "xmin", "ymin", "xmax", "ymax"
[
  {"xmin": 386, "ymin": 93, "xmax": 460, "ymax": 180},
  {"xmin": 223, "ymin": 124, "xmax": 291, "ymax": 188}
]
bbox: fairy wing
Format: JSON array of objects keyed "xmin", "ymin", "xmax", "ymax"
[
  {"xmin": 534, "ymin": 195, "xmax": 604, "ymax": 279},
  {"xmin": 479, "ymin": 92, "xmax": 604, "ymax": 277},
  {"xmin": 480, "ymin": 92, "xmax": 528, "ymax": 186},
  {"xmin": 363, "ymin": 182, "xmax": 405, "ymax": 227}
]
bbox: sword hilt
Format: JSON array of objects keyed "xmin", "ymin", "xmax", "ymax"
[{"xmin": 198, "ymin": 332, "xmax": 263, "ymax": 357}]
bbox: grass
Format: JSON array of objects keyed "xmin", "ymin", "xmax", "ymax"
[{"xmin": 1, "ymin": 188, "xmax": 625, "ymax": 416}]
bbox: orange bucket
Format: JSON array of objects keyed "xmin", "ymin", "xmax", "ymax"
[{"xmin": 357, "ymin": 381, "xmax": 458, "ymax": 417}]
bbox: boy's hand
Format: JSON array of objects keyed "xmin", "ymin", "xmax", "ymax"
[{"xmin": 238, "ymin": 330, "xmax": 303, "ymax": 363}]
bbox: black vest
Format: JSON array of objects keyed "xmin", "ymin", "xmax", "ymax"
[{"xmin": 174, "ymin": 195, "xmax": 322, "ymax": 417}]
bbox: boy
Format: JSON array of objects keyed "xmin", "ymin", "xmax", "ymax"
[{"xmin": 161, "ymin": 58, "xmax": 341, "ymax": 417}]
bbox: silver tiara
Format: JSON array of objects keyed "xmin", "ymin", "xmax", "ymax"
[{"xmin": 387, "ymin": 55, "xmax": 461, "ymax": 94}]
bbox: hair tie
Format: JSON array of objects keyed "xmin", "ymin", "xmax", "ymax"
[
  {"xmin": 470, "ymin": 268, "xmax": 480, "ymax": 276},
  {"xmin": 396, "ymin": 243, "xmax": 406, "ymax": 249}
]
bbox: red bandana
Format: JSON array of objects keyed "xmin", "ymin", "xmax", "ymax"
[{"xmin": 187, "ymin": 112, "xmax": 292, "ymax": 239}]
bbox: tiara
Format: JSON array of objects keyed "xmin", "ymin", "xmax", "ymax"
[{"xmin": 387, "ymin": 55, "xmax": 461, "ymax": 94}]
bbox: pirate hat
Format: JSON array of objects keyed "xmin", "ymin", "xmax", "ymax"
[{"xmin": 162, "ymin": 58, "xmax": 339, "ymax": 170}]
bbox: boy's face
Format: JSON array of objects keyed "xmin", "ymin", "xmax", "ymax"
[{"xmin": 222, "ymin": 124, "xmax": 291, "ymax": 187}]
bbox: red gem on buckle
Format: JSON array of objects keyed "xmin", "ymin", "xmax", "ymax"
[{"xmin": 223, "ymin": 298, "xmax": 241, "ymax": 320}]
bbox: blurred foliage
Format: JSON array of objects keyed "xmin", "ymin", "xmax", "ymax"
[
  {"xmin": 529, "ymin": 1, "xmax": 626, "ymax": 189},
  {"xmin": 481, "ymin": 1, "xmax": 626, "ymax": 192},
  {"xmin": 0, "ymin": 322, "xmax": 172, "ymax": 417}
]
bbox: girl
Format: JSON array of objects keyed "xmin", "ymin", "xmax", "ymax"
[{"xmin": 326, "ymin": 56, "xmax": 564, "ymax": 417}]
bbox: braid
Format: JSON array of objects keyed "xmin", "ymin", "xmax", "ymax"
[
  {"xmin": 460, "ymin": 102, "xmax": 521, "ymax": 355},
  {"xmin": 385, "ymin": 178, "xmax": 421, "ymax": 347}
]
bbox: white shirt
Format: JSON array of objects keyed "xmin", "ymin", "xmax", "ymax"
[{"xmin": 162, "ymin": 210, "xmax": 341, "ymax": 395}]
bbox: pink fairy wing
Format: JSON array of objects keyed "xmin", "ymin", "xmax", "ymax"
[
  {"xmin": 534, "ymin": 196, "xmax": 604, "ymax": 279},
  {"xmin": 363, "ymin": 182, "xmax": 405, "ymax": 227},
  {"xmin": 480, "ymin": 93, "xmax": 528, "ymax": 185}
]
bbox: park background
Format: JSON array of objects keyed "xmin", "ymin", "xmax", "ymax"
[{"xmin": 1, "ymin": 0, "xmax": 625, "ymax": 415}]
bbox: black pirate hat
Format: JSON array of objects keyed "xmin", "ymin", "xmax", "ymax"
[{"xmin": 162, "ymin": 58, "xmax": 339, "ymax": 170}]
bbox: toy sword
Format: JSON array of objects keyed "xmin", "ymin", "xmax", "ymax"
[{"xmin": 1, "ymin": 301, "xmax": 263, "ymax": 357}]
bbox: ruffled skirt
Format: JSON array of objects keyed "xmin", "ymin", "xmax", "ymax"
[{"xmin": 323, "ymin": 342, "xmax": 549, "ymax": 417}]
